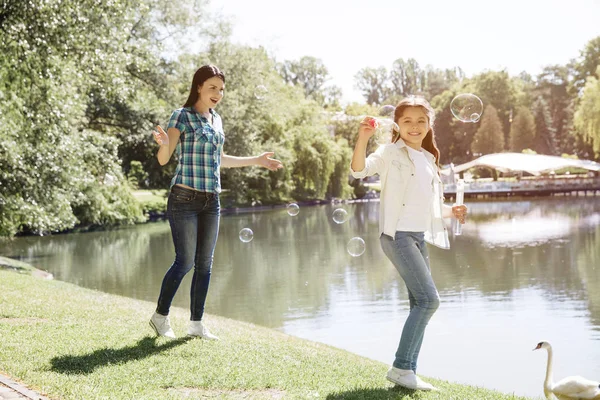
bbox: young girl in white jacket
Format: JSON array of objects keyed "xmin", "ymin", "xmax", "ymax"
[{"xmin": 351, "ymin": 96, "xmax": 467, "ymax": 391}]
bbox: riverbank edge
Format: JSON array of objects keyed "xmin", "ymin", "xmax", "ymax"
[
  {"xmin": 144, "ymin": 194, "xmax": 381, "ymax": 222},
  {"xmin": 0, "ymin": 262, "xmax": 537, "ymax": 400},
  {"xmin": 4, "ymin": 195, "xmax": 380, "ymax": 238},
  {"xmin": 0, "ymin": 256, "xmax": 54, "ymax": 280}
]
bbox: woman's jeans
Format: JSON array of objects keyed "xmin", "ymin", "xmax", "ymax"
[
  {"xmin": 156, "ymin": 185, "xmax": 220, "ymax": 321},
  {"xmin": 380, "ymin": 231, "xmax": 440, "ymax": 372}
]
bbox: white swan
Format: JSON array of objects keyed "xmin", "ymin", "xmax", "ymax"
[{"xmin": 534, "ymin": 341, "xmax": 600, "ymax": 400}]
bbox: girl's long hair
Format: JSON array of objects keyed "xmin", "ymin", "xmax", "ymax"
[
  {"xmin": 391, "ymin": 96, "xmax": 441, "ymax": 167},
  {"xmin": 183, "ymin": 65, "xmax": 225, "ymax": 108}
]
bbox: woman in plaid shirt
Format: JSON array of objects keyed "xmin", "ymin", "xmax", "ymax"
[{"xmin": 150, "ymin": 65, "xmax": 283, "ymax": 340}]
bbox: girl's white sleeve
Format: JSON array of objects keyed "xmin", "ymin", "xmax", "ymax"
[{"xmin": 350, "ymin": 145, "xmax": 386, "ymax": 179}]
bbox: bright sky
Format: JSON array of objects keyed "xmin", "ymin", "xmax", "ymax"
[{"xmin": 206, "ymin": 0, "xmax": 600, "ymax": 104}]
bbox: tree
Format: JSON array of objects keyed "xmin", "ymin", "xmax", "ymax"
[
  {"xmin": 574, "ymin": 67, "xmax": 600, "ymax": 156},
  {"xmin": 509, "ymin": 107, "xmax": 536, "ymax": 152},
  {"xmin": 277, "ymin": 56, "xmax": 341, "ymax": 107},
  {"xmin": 471, "ymin": 105, "xmax": 505, "ymax": 156},
  {"xmin": 532, "ymin": 97, "xmax": 558, "ymax": 155},
  {"xmin": 423, "ymin": 66, "xmax": 464, "ymax": 99},
  {"xmin": 375, "ymin": 59, "xmax": 464, "ymax": 105},
  {"xmin": 573, "ymin": 36, "xmax": 600, "ymax": 94},
  {"xmin": 0, "ymin": 0, "xmax": 217, "ymax": 236},
  {"xmin": 354, "ymin": 67, "xmax": 389, "ymax": 105},
  {"xmin": 534, "ymin": 65, "xmax": 575, "ymax": 154},
  {"xmin": 322, "ymin": 85, "xmax": 343, "ymax": 111},
  {"xmin": 390, "ymin": 58, "xmax": 424, "ymax": 97},
  {"xmin": 278, "ymin": 57, "xmax": 328, "ymax": 96},
  {"xmin": 431, "ymin": 90, "xmax": 478, "ymax": 165},
  {"xmin": 469, "ymin": 70, "xmax": 520, "ymax": 147}
]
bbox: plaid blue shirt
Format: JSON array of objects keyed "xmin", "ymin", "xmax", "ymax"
[{"xmin": 167, "ymin": 107, "xmax": 225, "ymax": 193}]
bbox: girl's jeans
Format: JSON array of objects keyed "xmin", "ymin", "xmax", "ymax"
[
  {"xmin": 380, "ymin": 231, "xmax": 440, "ymax": 372},
  {"xmin": 156, "ymin": 185, "xmax": 220, "ymax": 321}
]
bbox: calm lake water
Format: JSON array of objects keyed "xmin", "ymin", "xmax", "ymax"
[{"xmin": 2, "ymin": 197, "xmax": 600, "ymax": 398}]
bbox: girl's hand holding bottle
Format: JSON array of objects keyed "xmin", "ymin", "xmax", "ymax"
[{"xmin": 452, "ymin": 204, "xmax": 467, "ymax": 224}]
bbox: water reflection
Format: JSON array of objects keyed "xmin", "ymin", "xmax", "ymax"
[{"xmin": 1, "ymin": 197, "xmax": 599, "ymax": 398}]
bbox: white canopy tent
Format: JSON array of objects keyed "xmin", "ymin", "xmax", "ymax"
[{"xmin": 442, "ymin": 153, "xmax": 600, "ymax": 176}]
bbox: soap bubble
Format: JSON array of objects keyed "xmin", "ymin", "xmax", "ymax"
[
  {"xmin": 254, "ymin": 85, "xmax": 268, "ymax": 100},
  {"xmin": 347, "ymin": 237, "xmax": 366, "ymax": 257},
  {"xmin": 378, "ymin": 104, "xmax": 396, "ymax": 117},
  {"xmin": 332, "ymin": 208, "xmax": 349, "ymax": 224},
  {"xmin": 450, "ymin": 94, "xmax": 483, "ymax": 123},
  {"xmin": 368, "ymin": 105, "xmax": 399, "ymax": 144},
  {"xmin": 287, "ymin": 203, "xmax": 300, "ymax": 216},
  {"xmin": 239, "ymin": 228, "xmax": 254, "ymax": 243}
]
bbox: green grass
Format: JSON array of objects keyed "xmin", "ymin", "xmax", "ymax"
[
  {"xmin": 133, "ymin": 189, "xmax": 168, "ymax": 216},
  {"xmin": 0, "ymin": 269, "xmax": 536, "ymax": 400},
  {"xmin": 132, "ymin": 189, "xmax": 168, "ymax": 205}
]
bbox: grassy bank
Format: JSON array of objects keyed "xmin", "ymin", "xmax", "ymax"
[
  {"xmin": 131, "ymin": 189, "xmax": 365, "ymax": 219},
  {"xmin": 0, "ymin": 268, "xmax": 535, "ymax": 400},
  {"xmin": 0, "ymin": 255, "xmax": 53, "ymax": 279},
  {"xmin": 133, "ymin": 189, "xmax": 168, "ymax": 219},
  {"xmin": 132, "ymin": 189, "xmax": 168, "ymax": 204}
]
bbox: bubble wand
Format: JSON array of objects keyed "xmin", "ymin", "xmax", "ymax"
[
  {"xmin": 454, "ymin": 179, "xmax": 465, "ymax": 236},
  {"xmin": 367, "ymin": 106, "xmax": 399, "ymax": 144}
]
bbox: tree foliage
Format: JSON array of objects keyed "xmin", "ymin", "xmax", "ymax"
[
  {"xmin": 534, "ymin": 65, "xmax": 575, "ymax": 154},
  {"xmin": 277, "ymin": 56, "xmax": 342, "ymax": 109},
  {"xmin": 573, "ymin": 37, "xmax": 600, "ymax": 93},
  {"xmin": 471, "ymin": 105, "xmax": 505, "ymax": 156},
  {"xmin": 0, "ymin": 0, "xmax": 212, "ymax": 235},
  {"xmin": 355, "ymin": 59, "xmax": 463, "ymax": 106},
  {"xmin": 431, "ymin": 90, "xmax": 478, "ymax": 165},
  {"xmin": 531, "ymin": 96, "xmax": 558, "ymax": 155},
  {"xmin": 509, "ymin": 106, "xmax": 536, "ymax": 152},
  {"xmin": 574, "ymin": 67, "xmax": 600, "ymax": 155},
  {"xmin": 354, "ymin": 67, "xmax": 389, "ymax": 105}
]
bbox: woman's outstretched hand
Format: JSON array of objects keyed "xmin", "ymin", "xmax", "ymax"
[
  {"xmin": 152, "ymin": 125, "xmax": 169, "ymax": 146},
  {"xmin": 452, "ymin": 204, "xmax": 468, "ymax": 224},
  {"xmin": 257, "ymin": 152, "xmax": 284, "ymax": 171}
]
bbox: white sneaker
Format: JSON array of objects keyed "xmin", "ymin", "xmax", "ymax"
[
  {"xmin": 187, "ymin": 321, "xmax": 219, "ymax": 340},
  {"xmin": 415, "ymin": 375, "xmax": 438, "ymax": 391},
  {"xmin": 386, "ymin": 367, "xmax": 417, "ymax": 389},
  {"xmin": 386, "ymin": 367, "xmax": 438, "ymax": 391},
  {"xmin": 149, "ymin": 312, "xmax": 176, "ymax": 339}
]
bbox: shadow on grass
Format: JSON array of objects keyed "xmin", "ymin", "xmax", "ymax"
[
  {"xmin": 326, "ymin": 386, "xmax": 425, "ymax": 400},
  {"xmin": 49, "ymin": 336, "xmax": 190, "ymax": 374}
]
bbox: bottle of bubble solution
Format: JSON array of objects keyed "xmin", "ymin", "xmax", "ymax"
[{"xmin": 454, "ymin": 179, "xmax": 465, "ymax": 236}]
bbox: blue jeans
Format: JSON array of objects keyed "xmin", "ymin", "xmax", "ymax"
[
  {"xmin": 156, "ymin": 185, "xmax": 220, "ymax": 321},
  {"xmin": 380, "ymin": 232, "xmax": 440, "ymax": 372}
]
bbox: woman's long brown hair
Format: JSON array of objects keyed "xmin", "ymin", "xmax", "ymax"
[
  {"xmin": 183, "ymin": 65, "xmax": 225, "ymax": 108},
  {"xmin": 391, "ymin": 96, "xmax": 441, "ymax": 167}
]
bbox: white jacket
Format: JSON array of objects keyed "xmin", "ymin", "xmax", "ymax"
[{"xmin": 351, "ymin": 140, "xmax": 452, "ymax": 249}]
